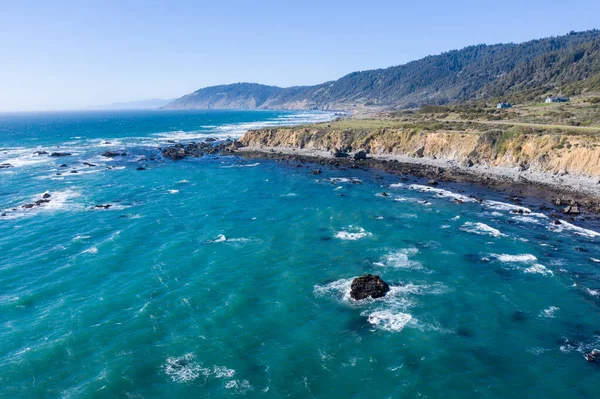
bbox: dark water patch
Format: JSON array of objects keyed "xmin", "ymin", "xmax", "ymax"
[
  {"xmin": 456, "ymin": 326, "xmax": 474, "ymax": 338},
  {"xmin": 512, "ymin": 311, "xmax": 529, "ymax": 322},
  {"xmin": 463, "ymin": 253, "xmax": 489, "ymax": 264}
]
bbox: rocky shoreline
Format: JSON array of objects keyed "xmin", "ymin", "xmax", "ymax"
[
  {"xmin": 11, "ymin": 135, "xmax": 596, "ymax": 221},
  {"xmin": 155, "ymin": 136, "xmax": 600, "ymax": 218},
  {"xmin": 236, "ymin": 146, "xmax": 600, "ymax": 219}
]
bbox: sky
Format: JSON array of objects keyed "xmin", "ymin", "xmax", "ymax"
[{"xmin": 1, "ymin": 0, "xmax": 599, "ymax": 111}]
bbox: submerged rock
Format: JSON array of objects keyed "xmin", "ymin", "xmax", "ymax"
[
  {"xmin": 102, "ymin": 150, "xmax": 127, "ymax": 157},
  {"xmin": 50, "ymin": 152, "xmax": 72, "ymax": 157},
  {"xmin": 0, "ymin": 163, "xmax": 13, "ymax": 169},
  {"xmin": 20, "ymin": 194, "xmax": 51, "ymax": 209},
  {"xmin": 350, "ymin": 274, "xmax": 390, "ymax": 300},
  {"xmin": 33, "ymin": 151, "xmax": 48, "ymax": 155},
  {"xmin": 585, "ymin": 349, "xmax": 600, "ymax": 362}
]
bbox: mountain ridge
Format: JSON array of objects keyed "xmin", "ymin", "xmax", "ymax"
[{"xmin": 163, "ymin": 30, "xmax": 600, "ymax": 111}]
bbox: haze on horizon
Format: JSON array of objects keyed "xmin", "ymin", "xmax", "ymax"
[{"xmin": 1, "ymin": 0, "xmax": 599, "ymax": 112}]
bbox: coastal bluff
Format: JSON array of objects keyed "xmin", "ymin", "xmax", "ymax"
[{"xmin": 238, "ymin": 119, "xmax": 600, "ymax": 198}]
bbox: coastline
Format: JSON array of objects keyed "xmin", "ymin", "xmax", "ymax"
[{"xmin": 237, "ymin": 145, "xmax": 600, "ymax": 217}]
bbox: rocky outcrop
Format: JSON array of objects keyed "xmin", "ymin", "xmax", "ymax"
[
  {"xmin": 564, "ymin": 205, "xmax": 581, "ymax": 215},
  {"xmin": 102, "ymin": 151, "xmax": 127, "ymax": 157},
  {"xmin": 162, "ymin": 145, "xmax": 187, "ymax": 160},
  {"xmin": 332, "ymin": 149, "xmax": 349, "ymax": 158},
  {"xmin": 354, "ymin": 150, "xmax": 368, "ymax": 160},
  {"xmin": 50, "ymin": 152, "xmax": 72, "ymax": 157},
  {"xmin": 585, "ymin": 349, "xmax": 600, "ymax": 362},
  {"xmin": 0, "ymin": 163, "xmax": 13, "ymax": 169},
  {"xmin": 350, "ymin": 274, "xmax": 390, "ymax": 300},
  {"xmin": 160, "ymin": 140, "xmax": 242, "ymax": 160},
  {"xmin": 16, "ymin": 193, "xmax": 53, "ymax": 211}
]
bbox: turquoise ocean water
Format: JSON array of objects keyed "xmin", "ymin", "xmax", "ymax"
[{"xmin": 1, "ymin": 110, "xmax": 600, "ymax": 398}]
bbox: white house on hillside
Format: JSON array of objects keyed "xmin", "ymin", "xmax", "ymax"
[{"xmin": 545, "ymin": 96, "xmax": 570, "ymax": 103}]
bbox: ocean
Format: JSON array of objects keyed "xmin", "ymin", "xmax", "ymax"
[{"xmin": 1, "ymin": 110, "xmax": 600, "ymax": 398}]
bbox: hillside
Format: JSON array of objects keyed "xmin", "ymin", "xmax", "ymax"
[{"xmin": 163, "ymin": 30, "xmax": 600, "ymax": 111}]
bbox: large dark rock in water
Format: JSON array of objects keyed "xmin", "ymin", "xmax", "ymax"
[
  {"xmin": 102, "ymin": 150, "xmax": 127, "ymax": 157},
  {"xmin": 160, "ymin": 140, "xmax": 239, "ymax": 160},
  {"xmin": 350, "ymin": 274, "xmax": 390, "ymax": 300},
  {"xmin": 162, "ymin": 146, "xmax": 187, "ymax": 160},
  {"xmin": 50, "ymin": 152, "xmax": 72, "ymax": 157}
]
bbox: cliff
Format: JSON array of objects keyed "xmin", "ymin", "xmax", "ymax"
[{"xmin": 239, "ymin": 121, "xmax": 600, "ymax": 181}]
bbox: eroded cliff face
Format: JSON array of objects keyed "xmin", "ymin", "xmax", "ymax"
[{"xmin": 239, "ymin": 126, "xmax": 600, "ymax": 177}]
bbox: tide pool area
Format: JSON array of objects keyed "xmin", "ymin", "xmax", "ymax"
[{"xmin": 1, "ymin": 110, "xmax": 600, "ymax": 398}]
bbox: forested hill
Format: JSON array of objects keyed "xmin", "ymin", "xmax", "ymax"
[{"xmin": 162, "ymin": 30, "xmax": 600, "ymax": 111}]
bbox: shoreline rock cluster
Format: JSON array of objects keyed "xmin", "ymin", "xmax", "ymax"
[
  {"xmin": 237, "ymin": 148, "xmax": 600, "ymax": 218},
  {"xmin": 1, "ymin": 193, "xmax": 52, "ymax": 217},
  {"xmin": 160, "ymin": 139, "xmax": 241, "ymax": 160}
]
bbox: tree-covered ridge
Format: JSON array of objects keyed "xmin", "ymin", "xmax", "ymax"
[
  {"xmin": 483, "ymin": 37, "xmax": 600, "ymax": 101},
  {"xmin": 163, "ymin": 30, "xmax": 600, "ymax": 110}
]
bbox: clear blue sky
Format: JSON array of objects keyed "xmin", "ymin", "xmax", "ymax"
[{"xmin": 1, "ymin": 0, "xmax": 598, "ymax": 111}]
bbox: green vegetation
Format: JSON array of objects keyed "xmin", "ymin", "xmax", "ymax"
[
  {"xmin": 484, "ymin": 37, "xmax": 600, "ymax": 101},
  {"xmin": 165, "ymin": 30, "xmax": 600, "ymax": 111}
]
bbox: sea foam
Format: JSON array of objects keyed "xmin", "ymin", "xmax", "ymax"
[
  {"xmin": 364, "ymin": 310, "xmax": 413, "ymax": 332},
  {"xmin": 461, "ymin": 222, "xmax": 506, "ymax": 237},
  {"xmin": 492, "ymin": 254, "xmax": 537, "ymax": 263},
  {"xmin": 374, "ymin": 248, "xmax": 422, "ymax": 270},
  {"xmin": 524, "ymin": 264, "xmax": 553, "ymax": 276},
  {"xmin": 549, "ymin": 220, "xmax": 600, "ymax": 238},
  {"xmin": 408, "ymin": 184, "xmax": 477, "ymax": 203},
  {"xmin": 164, "ymin": 353, "xmax": 203, "ymax": 383},
  {"xmin": 539, "ymin": 306, "xmax": 560, "ymax": 318},
  {"xmin": 335, "ymin": 226, "xmax": 370, "ymax": 240}
]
